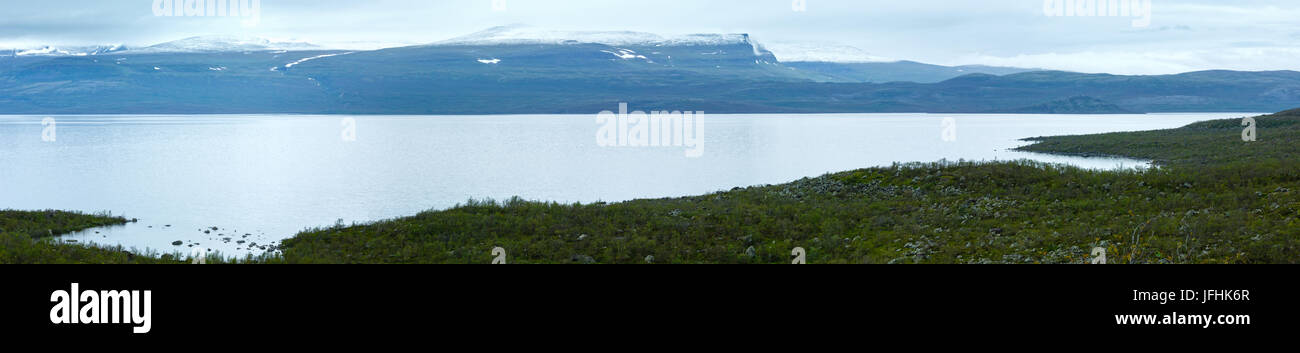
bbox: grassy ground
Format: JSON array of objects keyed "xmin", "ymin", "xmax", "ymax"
[
  {"xmin": 7, "ymin": 109, "xmax": 1298, "ymax": 264},
  {"xmin": 0, "ymin": 210, "xmax": 280, "ymax": 264},
  {"xmin": 278, "ymin": 110, "xmax": 1300, "ymax": 264},
  {"xmin": 0, "ymin": 209, "xmax": 132, "ymax": 238},
  {"xmin": 0, "ymin": 210, "xmax": 168, "ymax": 264}
]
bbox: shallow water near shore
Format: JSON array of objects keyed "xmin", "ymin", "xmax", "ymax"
[{"xmin": 0, "ymin": 113, "xmax": 1254, "ymax": 256}]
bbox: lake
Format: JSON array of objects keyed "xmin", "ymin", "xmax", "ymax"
[{"xmin": 0, "ymin": 113, "xmax": 1255, "ymax": 256}]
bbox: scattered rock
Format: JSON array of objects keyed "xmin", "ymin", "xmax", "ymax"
[
  {"xmin": 571, "ymin": 255, "xmax": 595, "ymax": 264},
  {"xmin": 644, "ymin": 255, "xmax": 655, "ymax": 264},
  {"xmin": 745, "ymin": 246, "xmax": 757, "ymax": 258},
  {"xmin": 576, "ymin": 234, "xmax": 589, "ymax": 241}
]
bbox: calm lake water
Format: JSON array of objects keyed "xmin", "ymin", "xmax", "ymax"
[{"xmin": 0, "ymin": 113, "xmax": 1254, "ymax": 256}]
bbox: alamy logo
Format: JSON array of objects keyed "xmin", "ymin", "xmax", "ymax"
[
  {"xmin": 341, "ymin": 117, "xmax": 357, "ymax": 142},
  {"xmin": 41, "ymin": 117, "xmax": 56, "ymax": 142},
  {"xmin": 491, "ymin": 247, "xmax": 507, "ymax": 264},
  {"xmin": 1091, "ymin": 247, "xmax": 1107, "ymax": 264},
  {"xmin": 596, "ymin": 103, "xmax": 705, "ymax": 158},
  {"xmin": 1242, "ymin": 117, "xmax": 1257, "ymax": 142},
  {"xmin": 153, "ymin": 0, "xmax": 262, "ymax": 26},
  {"xmin": 940, "ymin": 117, "xmax": 957, "ymax": 142},
  {"xmin": 1043, "ymin": 0, "xmax": 1152, "ymax": 28},
  {"xmin": 50, "ymin": 283, "xmax": 152, "ymax": 334}
]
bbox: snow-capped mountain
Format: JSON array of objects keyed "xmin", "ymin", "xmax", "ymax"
[
  {"xmin": 125, "ymin": 35, "xmax": 321, "ymax": 54},
  {"xmin": 14, "ymin": 46, "xmax": 75, "ymax": 56},
  {"xmin": 5, "ymin": 36, "xmax": 322, "ymax": 57},
  {"xmin": 435, "ymin": 24, "xmax": 762, "ymax": 48},
  {"xmin": 10, "ymin": 44, "xmax": 128, "ymax": 57},
  {"xmin": 430, "ymin": 25, "xmax": 775, "ymax": 61}
]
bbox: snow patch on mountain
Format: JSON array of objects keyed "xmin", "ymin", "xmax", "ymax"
[
  {"xmin": 283, "ymin": 52, "xmax": 353, "ymax": 69},
  {"xmin": 601, "ymin": 49, "xmax": 649, "ymax": 61},
  {"xmin": 435, "ymin": 25, "xmax": 757, "ymax": 48}
]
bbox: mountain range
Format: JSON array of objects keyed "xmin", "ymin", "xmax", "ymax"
[{"xmin": 2, "ymin": 26, "xmax": 1298, "ymax": 114}]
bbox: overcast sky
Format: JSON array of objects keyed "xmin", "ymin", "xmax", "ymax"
[{"xmin": 1, "ymin": 0, "xmax": 1297, "ymax": 74}]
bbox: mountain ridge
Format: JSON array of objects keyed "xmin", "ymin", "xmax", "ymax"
[{"xmin": 2, "ymin": 27, "xmax": 1297, "ymax": 115}]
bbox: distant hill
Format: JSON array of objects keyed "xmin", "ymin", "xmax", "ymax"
[
  {"xmin": 784, "ymin": 61, "xmax": 1037, "ymax": 83},
  {"xmin": 123, "ymin": 35, "xmax": 321, "ymax": 54},
  {"xmin": 2, "ymin": 28, "xmax": 1298, "ymax": 115},
  {"xmin": 996, "ymin": 96, "xmax": 1134, "ymax": 114}
]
